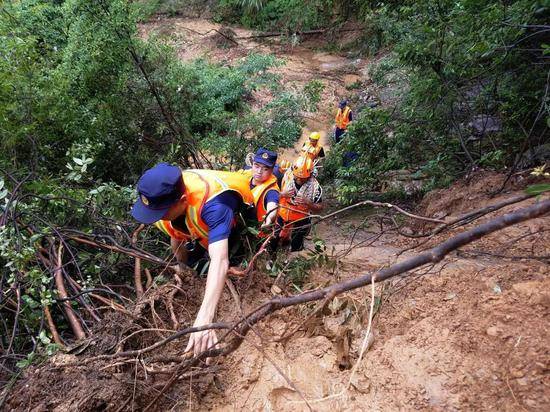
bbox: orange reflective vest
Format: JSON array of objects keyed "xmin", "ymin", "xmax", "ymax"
[
  {"xmin": 335, "ymin": 106, "xmax": 351, "ymax": 130},
  {"xmin": 238, "ymin": 169, "xmax": 279, "ymax": 223},
  {"xmin": 301, "ymin": 141, "xmax": 323, "ymax": 161},
  {"xmin": 155, "ymin": 169, "xmax": 253, "ymax": 249},
  {"xmin": 278, "ymin": 170, "xmax": 320, "ymax": 223}
]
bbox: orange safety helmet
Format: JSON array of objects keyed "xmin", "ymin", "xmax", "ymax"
[{"xmin": 292, "ymin": 156, "xmax": 314, "ymax": 179}]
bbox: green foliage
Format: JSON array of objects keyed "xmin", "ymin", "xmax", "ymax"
[
  {"xmin": 274, "ymin": 237, "xmax": 335, "ymax": 288},
  {"xmin": 303, "ymin": 79, "xmax": 325, "ymax": 112},
  {"xmin": 525, "ymin": 183, "xmax": 550, "ymax": 195},
  {"xmin": 0, "ymin": 0, "xmax": 313, "ymax": 370},
  {"xmin": 325, "ymin": 0, "xmax": 549, "ymax": 199},
  {"xmin": 324, "ymin": 109, "xmax": 404, "ymax": 202},
  {"xmin": 216, "ymin": 0, "xmax": 337, "ymax": 32}
]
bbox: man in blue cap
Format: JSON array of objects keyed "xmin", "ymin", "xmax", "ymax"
[
  {"xmin": 242, "ymin": 148, "xmax": 280, "ymax": 229},
  {"xmin": 131, "ymin": 163, "xmax": 254, "ymax": 361}
]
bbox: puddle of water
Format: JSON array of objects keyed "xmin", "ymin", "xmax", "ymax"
[{"xmin": 319, "ymin": 58, "xmax": 363, "ymax": 72}]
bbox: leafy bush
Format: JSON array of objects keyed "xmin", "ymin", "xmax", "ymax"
[
  {"xmin": 325, "ymin": 0, "xmax": 549, "ymax": 200},
  {"xmin": 0, "ymin": 0, "xmax": 315, "ymax": 370},
  {"xmin": 216, "ymin": 0, "xmax": 337, "ymax": 32}
]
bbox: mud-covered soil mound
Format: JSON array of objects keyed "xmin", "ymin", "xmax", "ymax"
[{"xmin": 5, "ymin": 171, "xmax": 548, "ymax": 411}]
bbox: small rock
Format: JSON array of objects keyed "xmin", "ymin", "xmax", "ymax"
[
  {"xmin": 486, "ymin": 326, "xmax": 501, "ymax": 337},
  {"xmin": 517, "ymin": 378, "xmax": 529, "ymax": 387},
  {"xmin": 512, "ymin": 281, "xmax": 538, "ymax": 296},
  {"xmin": 510, "ymin": 368, "xmax": 525, "ymax": 378},
  {"xmin": 350, "ymin": 375, "xmax": 370, "ymax": 394},
  {"xmin": 525, "ymin": 399, "xmax": 538, "ymax": 407},
  {"xmin": 444, "ymin": 292, "xmax": 457, "ymax": 301},
  {"xmin": 534, "ymin": 292, "xmax": 550, "ymax": 308},
  {"xmin": 271, "ymin": 284, "xmax": 282, "ymax": 295}
]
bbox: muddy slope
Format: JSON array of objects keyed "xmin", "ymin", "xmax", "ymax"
[{"xmin": 4, "ymin": 17, "xmax": 549, "ymax": 412}]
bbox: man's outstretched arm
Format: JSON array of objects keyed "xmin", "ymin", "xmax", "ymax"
[{"xmin": 185, "ymin": 238, "xmax": 229, "ymax": 360}]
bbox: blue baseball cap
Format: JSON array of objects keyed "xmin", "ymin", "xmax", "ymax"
[
  {"xmin": 131, "ymin": 163, "xmax": 183, "ymax": 224},
  {"xmin": 253, "ymin": 148, "xmax": 277, "ymax": 168},
  {"xmin": 339, "ymin": 100, "xmax": 348, "ymax": 109}
]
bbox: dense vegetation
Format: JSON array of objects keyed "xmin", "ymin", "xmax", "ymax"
[
  {"xmin": 0, "ymin": 0, "xmax": 315, "ymax": 376},
  {"xmin": 201, "ymin": 0, "xmax": 549, "ymax": 201},
  {"xmin": 326, "ymin": 0, "xmax": 549, "ymax": 201}
]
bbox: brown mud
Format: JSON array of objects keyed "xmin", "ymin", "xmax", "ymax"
[{"xmin": 3, "ymin": 17, "xmax": 549, "ymax": 412}]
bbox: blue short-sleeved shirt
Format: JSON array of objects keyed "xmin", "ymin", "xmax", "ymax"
[
  {"xmin": 250, "ymin": 179, "xmax": 280, "ymax": 210},
  {"xmin": 264, "ymin": 188, "xmax": 280, "ymax": 207},
  {"xmin": 201, "ymin": 191, "xmax": 241, "ymax": 244}
]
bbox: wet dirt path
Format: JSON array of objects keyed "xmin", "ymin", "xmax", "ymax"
[{"xmin": 139, "ymin": 17, "xmax": 367, "ymax": 161}]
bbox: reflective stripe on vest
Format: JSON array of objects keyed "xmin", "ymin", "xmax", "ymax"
[
  {"xmin": 335, "ymin": 106, "xmax": 351, "ymax": 130},
  {"xmin": 239, "ymin": 169, "xmax": 279, "ymax": 223},
  {"xmin": 278, "ymin": 170, "xmax": 310, "ymax": 223},
  {"xmin": 155, "ymin": 169, "xmax": 253, "ymax": 248},
  {"xmin": 301, "ymin": 141, "xmax": 322, "ymax": 160}
]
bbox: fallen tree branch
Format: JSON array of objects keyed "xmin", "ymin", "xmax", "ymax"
[
  {"xmin": 65, "ymin": 234, "xmax": 175, "ymax": 269},
  {"xmin": 53, "ymin": 244, "xmax": 86, "ymax": 340},
  {"xmin": 90, "ymin": 197, "xmax": 550, "ymax": 395},
  {"xmin": 132, "ymin": 224, "xmax": 146, "ymax": 299},
  {"xmin": 143, "ymin": 198, "xmax": 549, "ymax": 405},
  {"xmin": 76, "ymin": 323, "xmax": 231, "ymax": 364},
  {"xmin": 43, "ymin": 306, "xmax": 64, "ymax": 347},
  {"xmin": 179, "ymin": 26, "xmax": 239, "ymax": 45},
  {"xmin": 300, "ymin": 198, "xmax": 446, "ymax": 227},
  {"xmin": 397, "ymin": 193, "xmax": 537, "ymax": 253},
  {"xmin": 236, "ymin": 27, "xmax": 364, "ymax": 40}
]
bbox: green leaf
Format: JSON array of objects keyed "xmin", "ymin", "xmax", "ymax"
[
  {"xmin": 525, "ymin": 183, "xmax": 550, "ymax": 196},
  {"xmin": 247, "ymin": 226, "xmax": 260, "ymax": 236},
  {"xmin": 73, "ymin": 157, "xmax": 83, "ymax": 165},
  {"xmin": 39, "ymin": 330, "xmax": 51, "ymax": 345}
]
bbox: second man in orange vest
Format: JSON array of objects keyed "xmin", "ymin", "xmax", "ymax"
[
  {"xmin": 276, "ymin": 156, "xmax": 323, "ymax": 252},
  {"xmin": 301, "ymin": 132, "xmax": 326, "ymax": 162},
  {"xmin": 241, "ymin": 148, "xmax": 280, "ymax": 229}
]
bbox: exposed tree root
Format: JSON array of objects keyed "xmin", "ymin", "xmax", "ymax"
[{"xmin": 95, "ymin": 198, "xmax": 549, "ymax": 407}]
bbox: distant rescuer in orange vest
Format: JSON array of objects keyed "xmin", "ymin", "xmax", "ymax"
[
  {"xmin": 241, "ymin": 148, "xmax": 280, "ymax": 228},
  {"xmin": 301, "ymin": 132, "xmax": 325, "ymax": 161},
  {"xmin": 276, "ymin": 156, "xmax": 323, "ymax": 252},
  {"xmin": 334, "ymin": 100, "xmax": 352, "ymax": 143},
  {"xmin": 131, "ymin": 163, "xmax": 253, "ymax": 360}
]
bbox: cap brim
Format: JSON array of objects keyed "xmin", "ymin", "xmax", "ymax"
[
  {"xmin": 253, "ymin": 157, "xmax": 275, "ymax": 168},
  {"xmin": 131, "ymin": 198, "xmax": 170, "ymax": 224}
]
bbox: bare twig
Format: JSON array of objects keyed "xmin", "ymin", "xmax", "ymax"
[
  {"xmin": 44, "ymin": 306, "xmax": 64, "ymax": 347},
  {"xmin": 132, "ymin": 224, "xmax": 146, "ymax": 299},
  {"xmin": 54, "ymin": 244, "xmax": 86, "ymax": 340}
]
